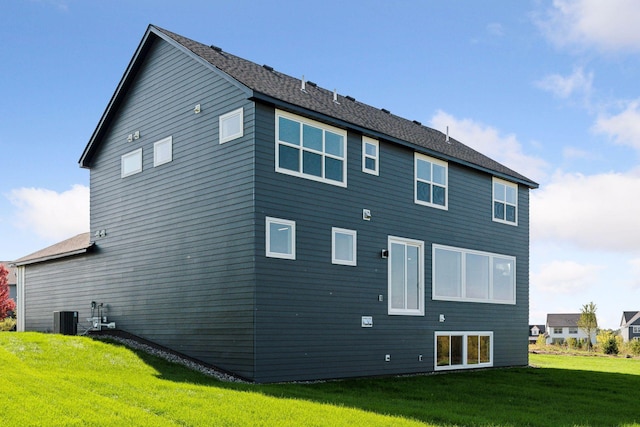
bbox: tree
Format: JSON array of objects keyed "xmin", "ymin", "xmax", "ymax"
[
  {"xmin": 0, "ymin": 264, "xmax": 16, "ymax": 319},
  {"xmin": 578, "ymin": 301, "xmax": 597, "ymax": 351}
]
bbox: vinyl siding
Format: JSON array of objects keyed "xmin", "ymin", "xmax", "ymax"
[
  {"xmin": 253, "ymin": 105, "xmax": 530, "ymax": 382},
  {"xmin": 24, "ymin": 37, "xmax": 257, "ymax": 378}
]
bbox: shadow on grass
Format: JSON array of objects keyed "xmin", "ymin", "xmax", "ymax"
[{"xmin": 128, "ymin": 345, "xmax": 640, "ymax": 427}]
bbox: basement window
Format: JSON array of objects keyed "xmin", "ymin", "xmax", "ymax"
[{"xmin": 435, "ymin": 332, "xmax": 493, "ymax": 371}]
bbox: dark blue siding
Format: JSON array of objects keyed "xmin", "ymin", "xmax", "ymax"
[{"xmin": 254, "ymin": 104, "xmax": 530, "ymax": 382}]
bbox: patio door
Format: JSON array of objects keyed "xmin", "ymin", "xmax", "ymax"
[{"xmin": 388, "ymin": 236, "xmax": 424, "ymax": 315}]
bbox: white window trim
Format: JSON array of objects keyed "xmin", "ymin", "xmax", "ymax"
[
  {"xmin": 332, "ymin": 227, "xmax": 357, "ymax": 266},
  {"xmin": 632, "ymin": 326, "xmax": 640, "ymax": 333},
  {"xmin": 434, "ymin": 331, "xmax": 493, "ymax": 371},
  {"xmin": 432, "ymin": 244, "xmax": 516, "ymax": 305},
  {"xmin": 265, "ymin": 217, "xmax": 296, "ymax": 260},
  {"xmin": 121, "ymin": 148, "xmax": 143, "ymax": 178},
  {"xmin": 414, "ymin": 153, "xmax": 448, "ymax": 210},
  {"xmin": 388, "ymin": 235, "xmax": 425, "ymax": 316},
  {"xmin": 219, "ymin": 107, "xmax": 244, "ymax": 144},
  {"xmin": 492, "ymin": 177, "xmax": 518, "ymax": 226},
  {"xmin": 362, "ymin": 136, "xmax": 379, "ymax": 176},
  {"xmin": 275, "ymin": 109, "xmax": 347, "ymax": 187},
  {"xmin": 153, "ymin": 136, "xmax": 173, "ymax": 167}
]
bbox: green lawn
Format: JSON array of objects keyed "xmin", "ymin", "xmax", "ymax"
[{"xmin": 1, "ymin": 333, "xmax": 639, "ymax": 426}]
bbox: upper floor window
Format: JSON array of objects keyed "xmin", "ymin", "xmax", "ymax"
[
  {"xmin": 153, "ymin": 136, "xmax": 173, "ymax": 167},
  {"xmin": 633, "ymin": 326, "xmax": 640, "ymax": 334},
  {"xmin": 493, "ymin": 178, "xmax": 517, "ymax": 225},
  {"xmin": 121, "ymin": 148, "xmax": 143, "ymax": 178},
  {"xmin": 265, "ymin": 217, "xmax": 296, "ymax": 260},
  {"xmin": 415, "ymin": 153, "xmax": 447, "ymax": 209},
  {"xmin": 219, "ymin": 107, "xmax": 244, "ymax": 144},
  {"xmin": 275, "ymin": 110, "xmax": 347, "ymax": 187},
  {"xmin": 362, "ymin": 136, "xmax": 379, "ymax": 175},
  {"xmin": 433, "ymin": 244, "xmax": 516, "ymax": 304},
  {"xmin": 553, "ymin": 327, "xmax": 563, "ymax": 334},
  {"xmin": 568, "ymin": 327, "xmax": 578, "ymax": 334}
]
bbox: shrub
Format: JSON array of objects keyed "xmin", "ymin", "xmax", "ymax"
[
  {"xmin": 601, "ymin": 335, "xmax": 619, "ymax": 355},
  {"xmin": 566, "ymin": 337, "xmax": 578, "ymax": 349},
  {"xmin": 536, "ymin": 334, "xmax": 546, "ymax": 346},
  {"xmin": 629, "ymin": 339, "xmax": 640, "ymax": 356},
  {"xmin": 0, "ymin": 317, "xmax": 16, "ymax": 331}
]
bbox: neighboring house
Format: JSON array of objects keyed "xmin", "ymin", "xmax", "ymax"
[
  {"xmin": 545, "ymin": 314, "xmax": 596, "ymax": 345},
  {"xmin": 620, "ymin": 311, "xmax": 640, "ymax": 342},
  {"xmin": 529, "ymin": 324, "xmax": 545, "ymax": 344},
  {"xmin": 15, "ymin": 25, "xmax": 538, "ymax": 383},
  {"xmin": 0, "ymin": 262, "xmax": 17, "ymax": 304}
]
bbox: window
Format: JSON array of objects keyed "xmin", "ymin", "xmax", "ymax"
[
  {"xmin": 435, "ymin": 332, "xmax": 492, "ymax": 370},
  {"xmin": 433, "ymin": 244, "xmax": 516, "ymax": 304},
  {"xmin": 553, "ymin": 327, "xmax": 563, "ymax": 334},
  {"xmin": 276, "ymin": 110, "xmax": 347, "ymax": 187},
  {"xmin": 121, "ymin": 148, "xmax": 142, "ymax": 177},
  {"xmin": 219, "ymin": 107, "xmax": 244, "ymax": 144},
  {"xmin": 153, "ymin": 136, "xmax": 173, "ymax": 167},
  {"xmin": 569, "ymin": 327, "xmax": 578, "ymax": 334},
  {"xmin": 415, "ymin": 153, "xmax": 447, "ymax": 209},
  {"xmin": 332, "ymin": 228, "xmax": 357, "ymax": 266},
  {"xmin": 265, "ymin": 217, "xmax": 295, "ymax": 260},
  {"xmin": 633, "ymin": 326, "xmax": 640, "ymax": 334},
  {"xmin": 493, "ymin": 178, "xmax": 518, "ymax": 225},
  {"xmin": 362, "ymin": 137, "xmax": 379, "ymax": 175},
  {"xmin": 388, "ymin": 236, "xmax": 424, "ymax": 315}
]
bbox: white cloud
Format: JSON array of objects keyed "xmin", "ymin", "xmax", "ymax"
[
  {"xmin": 531, "ymin": 170, "xmax": 640, "ymax": 251},
  {"xmin": 8, "ymin": 185, "xmax": 89, "ymax": 240},
  {"xmin": 536, "ymin": 67, "xmax": 593, "ymax": 100},
  {"xmin": 562, "ymin": 146, "xmax": 595, "ymax": 160},
  {"xmin": 593, "ymin": 100, "xmax": 640, "ymax": 150},
  {"xmin": 430, "ymin": 111, "xmax": 549, "ymax": 183},
  {"xmin": 536, "ymin": 0, "xmax": 640, "ymax": 52},
  {"xmin": 531, "ymin": 260, "xmax": 603, "ymax": 293}
]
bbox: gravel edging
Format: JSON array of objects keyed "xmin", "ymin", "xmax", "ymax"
[{"xmin": 93, "ymin": 334, "xmax": 247, "ymax": 383}]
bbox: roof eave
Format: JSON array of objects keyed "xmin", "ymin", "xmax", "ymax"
[
  {"xmin": 251, "ymin": 92, "xmax": 538, "ymax": 189},
  {"xmin": 13, "ymin": 243, "xmax": 95, "ymax": 267}
]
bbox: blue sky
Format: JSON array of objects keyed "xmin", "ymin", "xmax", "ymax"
[{"xmin": 2, "ymin": 0, "xmax": 640, "ymax": 329}]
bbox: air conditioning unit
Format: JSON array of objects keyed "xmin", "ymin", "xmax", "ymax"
[{"xmin": 53, "ymin": 311, "xmax": 78, "ymax": 335}]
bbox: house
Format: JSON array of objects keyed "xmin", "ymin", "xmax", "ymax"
[
  {"xmin": 15, "ymin": 25, "xmax": 538, "ymax": 383},
  {"xmin": 0, "ymin": 262, "xmax": 17, "ymax": 304},
  {"xmin": 528, "ymin": 324, "xmax": 545, "ymax": 344},
  {"xmin": 545, "ymin": 313, "xmax": 596, "ymax": 345},
  {"xmin": 620, "ymin": 311, "xmax": 640, "ymax": 342}
]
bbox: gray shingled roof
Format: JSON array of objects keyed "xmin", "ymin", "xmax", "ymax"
[
  {"xmin": 154, "ymin": 26, "xmax": 537, "ymax": 188},
  {"xmin": 621, "ymin": 311, "xmax": 640, "ymax": 326},
  {"xmin": 13, "ymin": 233, "xmax": 93, "ymax": 266},
  {"xmin": 546, "ymin": 313, "xmax": 581, "ymax": 327},
  {"xmin": 80, "ymin": 25, "xmax": 537, "ymax": 188}
]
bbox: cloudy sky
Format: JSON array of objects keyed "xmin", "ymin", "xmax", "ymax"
[{"xmin": 1, "ymin": 0, "xmax": 639, "ymax": 329}]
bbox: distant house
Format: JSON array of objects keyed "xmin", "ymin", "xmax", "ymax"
[
  {"xmin": 15, "ymin": 25, "xmax": 538, "ymax": 383},
  {"xmin": 545, "ymin": 313, "xmax": 596, "ymax": 345},
  {"xmin": 620, "ymin": 311, "xmax": 640, "ymax": 342},
  {"xmin": 0, "ymin": 262, "xmax": 17, "ymax": 304},
  {"xmin": 528, "ymin": 324, "xmax": 545, "ymax": 344}
]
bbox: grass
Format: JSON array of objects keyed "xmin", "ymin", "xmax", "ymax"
[{"xmin": 1, "ymin": 333, "xmax": 639, "ymax": 426}]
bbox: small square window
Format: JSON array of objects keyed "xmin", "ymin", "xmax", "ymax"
[
  {"xmin": 121, "ymin": 148, "xmax": 142, "ymax": 178},
  {"xmin": 332, "ymin": 228, "xmax": 357, "ymax": 266},
  {"xmin": 153, "ymin": 136, "xmax": 173, "ymax": 167},
  {"xmin": 219, "ymin": 107, "xmax": 243, "ymax": 144},
  {"xmin": 362, "ymin": 137, "xmax": 379, "ymax": 175},
  {"xmin": 266, "ymin": 217, "xmax": 295, "ymax": 260}
]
